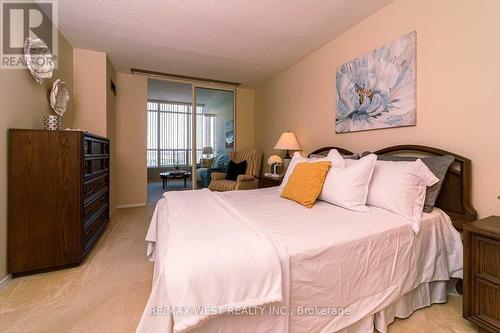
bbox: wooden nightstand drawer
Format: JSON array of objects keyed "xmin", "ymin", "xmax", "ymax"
[
  {"xmin": 474, "ymin": 278, "xmax": 500, "ymax": 329},
  {"xmin": 464, "ymin": 216, "xmax": 500, "ymax": 333},
  {"xmin": 475, "ymin": 236, "xmax": 500, "ymax": 283}
]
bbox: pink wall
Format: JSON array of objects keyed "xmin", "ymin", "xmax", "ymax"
[{"xmin": 255, "ymin": 0, "xmax": 500, "ymax": 217}]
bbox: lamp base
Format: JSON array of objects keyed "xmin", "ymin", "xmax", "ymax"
[{"xmin": 282, "ymin": 157, "xmax": 292, "ymax": 170}]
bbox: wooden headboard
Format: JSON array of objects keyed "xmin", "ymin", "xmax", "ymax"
[
  {"xmin": 308, "ymin": 146, "xmax": 355, "ymax": 157},
  {"xmin": 308, "ymin": 145, "xmax": 477, "ymax": 231}
]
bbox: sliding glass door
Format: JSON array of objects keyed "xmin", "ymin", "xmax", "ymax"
[
  {"xmin": 194, "ymin": 87, "xmax": 235, "ymax": 189},
  {"xmin": 146, "ymin": 79, "xmax": 234, "ymax": 192},
  {"xmin": 147, "ymin": 80, "xmax": 194, "ymax": 169}
]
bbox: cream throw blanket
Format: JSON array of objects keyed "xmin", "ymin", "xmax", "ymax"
[{"xmin": 138, "ymin": 189, "xmax": 286, "ymax": 333}]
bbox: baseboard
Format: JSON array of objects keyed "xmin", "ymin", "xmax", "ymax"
[
  {"xmin": 0, "ymin": 274, "xmax": 11, "ymax": 289},
  {"xmin": 114, "ymin": 203, "xmax": 146, "ymax": 209}
]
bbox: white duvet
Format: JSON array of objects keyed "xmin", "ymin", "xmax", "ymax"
[
  {"xmin": 137, "ymin": 187, "xmax": 463, "ymax": 333},
  {"xmin": 139, "ymin": 189, "xmax": 287, "ymax": 333}
]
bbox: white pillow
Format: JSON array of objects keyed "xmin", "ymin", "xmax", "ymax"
[
  {"xmin": 325, "ymin": 149, "xmax": 346, "ymax": 167},
  {"xmin": 319, "ymin": 152, "xmax": 377, "ymax": 212},
  {"xmin": 280, "ymin": 151, "xmax": 340, "ymax": 190},
  {"xmin": 366, "ymin": 160, "xmax": 439, "ymax": 233}
]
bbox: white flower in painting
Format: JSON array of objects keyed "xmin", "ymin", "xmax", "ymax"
[{"xmin": 336, "ymin": 32, "xmax": 416, "ymax": 133}]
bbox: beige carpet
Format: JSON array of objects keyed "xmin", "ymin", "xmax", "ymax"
[
  {"xmin": 0, "ymin": 205, "xmax": 478, "ymax": 333},
  {"xmin": 147, "ymin": 180, "xmax": 194, "ymax": 204}
]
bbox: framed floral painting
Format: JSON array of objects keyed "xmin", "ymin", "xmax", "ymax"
[
  {"xmin": 225, "ymin": 120, "xmax": 234, "ymax": 148},
  {"xmin": 336, "ymin": 31, "xmax": 416, "ymax": 133}
]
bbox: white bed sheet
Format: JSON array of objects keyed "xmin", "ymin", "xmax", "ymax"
[
  {"xmin": 138, "ymin": 187, "xmax": 463, "ymax": 333},
  {"xmin": 218, "ymin": 187, "xmax": 462, "ymax": 332}
]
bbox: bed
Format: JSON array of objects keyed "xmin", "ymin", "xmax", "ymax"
[{"xmin": 136, "ymin": 145, "xmax": 477, "ymax": 333}]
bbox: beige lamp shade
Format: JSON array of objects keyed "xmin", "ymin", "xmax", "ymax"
[
  {"xmin": 274, "ymin": 131, "xmax": 301, "ymax": 159},
  {"xmin": 202, "ymin": 146, "xmax": 213, "ymax": 155},
  {"xmin": 274, "ymin": 132, "xmax": 301, "ymax": 150}
]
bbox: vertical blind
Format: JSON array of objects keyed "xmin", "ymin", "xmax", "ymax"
[{"xmin": 147, "ymin": 101, "xmax": 215, "ymax": 167}]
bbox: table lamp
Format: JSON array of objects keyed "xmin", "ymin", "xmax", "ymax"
[
  {"xmin": 274, "ymin": 131, "xmax": 301, "ymax": 159},
  {"xmin": 202, "ymin": 146, "xmax": 213, "ymax": 158}
]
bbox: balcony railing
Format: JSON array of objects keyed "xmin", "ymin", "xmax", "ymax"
[{"xmin": 147, "ymin": 149, "xmax": 203, "ymax": 167}]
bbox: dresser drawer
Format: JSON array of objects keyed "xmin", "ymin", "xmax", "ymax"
[
  {"xmin": 83, "ymin": 191, "xmax": 108, "ymax": 225},
  {"xmin": 475, "ymin": 236, "xmax": 500, "ymax": 283},
  {"xmin": 91, "ymin": 140, "xmax": 109, "ymax": 156},
  {"xmin": 84, "ymin": 158, "xmax": 109, "ymax": 179},
  {"xmin": 84, "ymin": 175, "xmax": 108, "ymax": 203},
  {"xmin": 92, "ymin": 158, "xmax": 108, "ymax": 173},
  {"xmin": 84, "ymin": 138, "xmax": 92, "ymax": 155},
  {"xmin": 83, "ymin": 206, "xmax": 108, "ymax": 250},
  {"xmin": 84, "ymin": 136, "xmax": 109, "ymax": 157}
]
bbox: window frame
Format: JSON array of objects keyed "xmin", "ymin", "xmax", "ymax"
[{"xmin": 147, "ymin": 99, "xmax": 216, "ymax": 168}]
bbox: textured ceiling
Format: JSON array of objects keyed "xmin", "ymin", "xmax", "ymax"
[{"xmin": 56, "ymin": 0, "xmax": 392, "ymax": 86}]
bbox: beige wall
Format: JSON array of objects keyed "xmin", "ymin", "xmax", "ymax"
[
  {"xmin": 73, "ymin": 49, "xmax": 117, "ymax": 209},
  {"xmin": 72, "ymin": 49, "xmax": 107, "ymax": 136},
  {"xmin": 106, "ymin": 57, "xmax": 117, "ymax": 211},
  {"xmin": 115, "ymin": 73, "xmax": 148, "ymax": 207},
  {"xmin": 0, "ymin": 33, "xmax": 74, "ymax": 281},
  {"xmin": 236, "ymin": 88, "xmax": 255, "ymax": 151},
  {"xmin": 255, "ymin": 0, "xmax": 500, "ymax": 218}
]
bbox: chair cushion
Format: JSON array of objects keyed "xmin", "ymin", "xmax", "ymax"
[
  {"xmin": 195, "ymin": 167, "xmax": 208, "ymax": 181},
  {"xmin": 226, "ymin": 160, "xmax": 247, "ymax": 181},
  {"xmin": 281, "ymin": 161, "xmax": 331, "ymax": 208},
  {"xmin": 209, "ymin": 180, "xmax": 237, "ymax": 192},
  {"xmin": 212, "ymin": 154, "xmax": 229, "ymax": 169}
]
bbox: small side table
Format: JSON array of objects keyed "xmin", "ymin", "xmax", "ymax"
[
  {"xmin": 258, "ymin": 175, "xmax": 283, "ymax": 188},
  {"xmin": 159, "ymin": 171, "xmax": 191, "ymax": 189}
]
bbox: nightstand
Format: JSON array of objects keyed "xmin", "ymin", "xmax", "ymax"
[
  {"xmin": 463, "ymin": 216, "xmax": 500, "ymax": 333},
  {"xmin": 258, "ymin": 175, "xmax": 283, "ymax": 188}
]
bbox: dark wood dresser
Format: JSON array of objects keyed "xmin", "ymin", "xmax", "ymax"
[
  {"xmin": 8, "ymin": 129, "xmax": 110, "ymax": 276},
  {"xmin": 463, "ymin": 216, "xmax": 500, "ymax": 333}
]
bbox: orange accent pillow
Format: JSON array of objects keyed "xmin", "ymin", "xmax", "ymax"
[{"xmin": 280, "ymin": 161, "xmax": 331, "ymax": 208}]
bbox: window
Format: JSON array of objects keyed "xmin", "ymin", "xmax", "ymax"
[{"xmin": 147, "ymin": 101, "xmax": 216, "ymax": 167}]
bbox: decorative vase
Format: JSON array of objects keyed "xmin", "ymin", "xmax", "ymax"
[
  {"xmin": 42, "ymin": 115, "xmax": 62, "ymax": 130},
  {"xmin": 272, "ymin": 163, "xmax": 280, "ymax": 175}
]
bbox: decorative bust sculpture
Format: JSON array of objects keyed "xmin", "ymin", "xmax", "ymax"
[
  {"xmin": 49, "ymin": 79, "xmax": 70, "ymax": 117},
  {"xmin": 23, "ymin": 37, "xmax": 54, "ymax": 84}
]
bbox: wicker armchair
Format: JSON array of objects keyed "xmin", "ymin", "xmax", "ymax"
[{"xmin": 208, "ymin": 150, "xmax": 262, "ymax": 191}]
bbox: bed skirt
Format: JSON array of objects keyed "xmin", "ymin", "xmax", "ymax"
[
  {"xmin": 338, "ymin": 280, "xmax": 451, "ymax": 333},
  {"xmin": 175, "ymin": 280, "xmax": 454, "ymax": 333}
]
